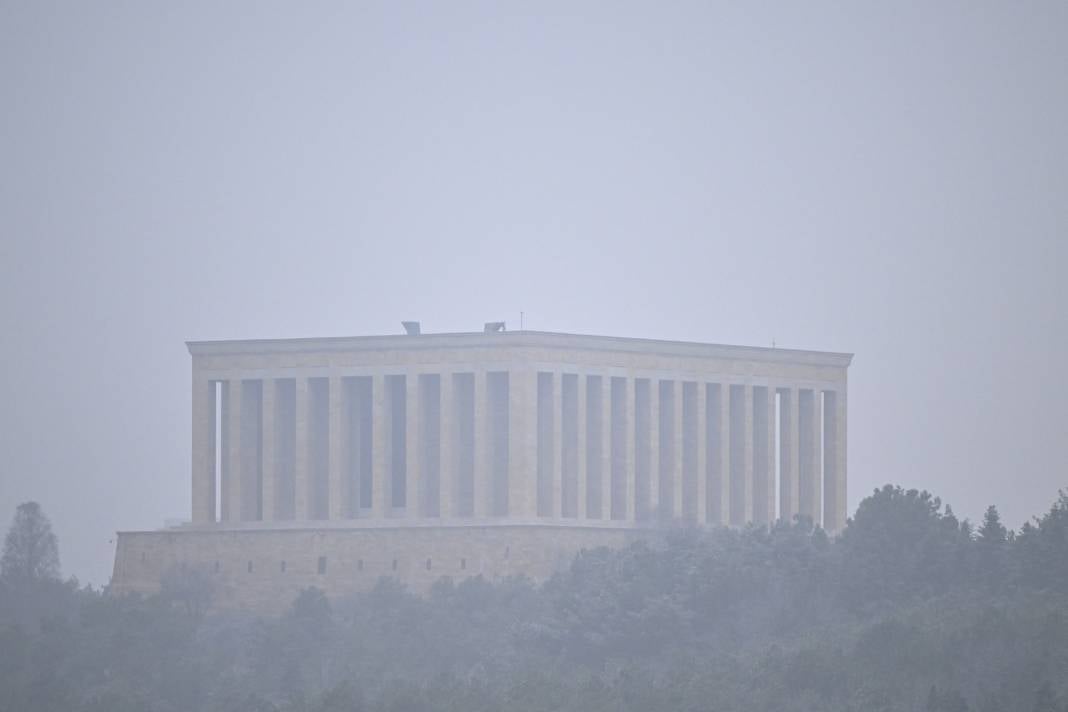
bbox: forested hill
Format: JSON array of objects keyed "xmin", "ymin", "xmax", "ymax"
[{"xmin": 2, "ymin": 485, "xmax": 1067, "ymax": 712}]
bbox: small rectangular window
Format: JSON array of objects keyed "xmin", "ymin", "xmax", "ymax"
[
  {"xmin": 460, "ymin": 558, "xmax": 466, "ymax": 570},
  {"xmin": 214, "ymin": 561, "xmax": 220, "ymax": 574},
  {"xmin": 391, "ymin": 559, "xmax": 398, "ymax": 571},
  {"xmin": 247, "ymin": 560, "xmax": 253, "ymax": 573},
  {"xmin": 280, "ymin": 561, "xmax": 286, "ymax": 573},
  {"xmin": 317, "ymin": 556, "xmax": 327, "ymax": 575},
  {"xmin": 357, "ymin": 559, "xmax": 363, "ymax": 571},
  {"xmin": 425, "ymin": 558, "xmax": 432, "ymax": 571}
]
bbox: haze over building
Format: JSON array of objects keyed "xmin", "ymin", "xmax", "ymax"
[{"xmin": 112, "ymin": 324, "xmax": 850, "ymax": 609}]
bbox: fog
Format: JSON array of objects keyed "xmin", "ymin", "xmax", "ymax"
[{"xmin": 1, "ymin": 0, "xmax": 1066, "ymax": 596}]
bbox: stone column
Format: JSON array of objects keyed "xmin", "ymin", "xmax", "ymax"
[
  {"xmin": 752, "ymin": 386, "xmax": 775, "ymax": 525},
  {"xmin": 624, "ymin": 376, "xmax": 636, "ymax": 522},
  {"xmin": 779, "ymin": 387, "xmax": 800, "ymax": 523},
  {"xmin": 372, "ymin": 374, "xmax": 390, "ymax": 518},
  {"xmin": 261, "ymin": 379, "xmax": 276, "ymax": 522},
  {"xmin": 823, "ymin": 388, "xmax": 847, "ymax": 533},
  {"xmin": 243, "ymin": 382, "xmax": 264, "ymax": 521},
  {"xmin": 218, "ymin": 381, "xmax": 231, "ymax": 522},
  {"xmin": 798, "ymin": 388, "xmax": 821, "ymax": 526},
  {"xmin": 695, "ymin": 382, "xmax": 707, "ymax": 525},
  {"xmin": 473, "ymin": 370, "xmax": 489, "ymax": 518},
  {"xmin": 439, "ymin": 373, "xmax": 455, "ymax": 519},
  {"xmin": 716, "ymin": 383, "xmax": 731, "ymax": 525},
  {"xmin": 328, "ymin": 375, "xmax": 345, "ymax": 520},
  {"xmin": 508, "ymin": 368, "xmax": 537, "ymax": 519},
  {"xmin": 576, "ymin": 374, "xmax": 588, "ymax": 520},
  {"xmin": 671, "ymin": 380, "xmax": 683, "ymax": 521},
  {"xmin": 835, "ymin": 388, "xmax": 847, "ymax": 532},
  {"xmin": 729, "ymin": 384, "xmax": 753, "ymax": 526},
  {"xmin": 191, "ymin": 374, "xmax": 215, "ymax": 524},
  {"xmin": 550, "ymin": 371, "xmax": 562, "ymax": 518},
  {"xmin": 813, "ymin": 392, "xmax": 824, "ymax": 528},
  {"xmin": 223, "ymin": 380, "xmax": 242, "ymax": 522},
  {"xmin": 647, "ymin": 378, "xmax": 660, "ymax": 520},
  {"xmin": 743, "ymin": 384, "xmax": 754, "ymax": 525},
  {"xmin": 294, "ymin": 377, "xmax": 310, "ymax": 520},
  {"xmin": 599, "ymin": 375, "xmax": 612, "ymax": 521},
  {"xmin": 405, "ymin": 373, "xmax": 421, "ymax": 518},
  {"xmin": 765, "ymin": 385, "xmax": 777, "ymax": 524}
]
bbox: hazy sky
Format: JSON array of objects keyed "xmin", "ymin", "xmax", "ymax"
[{"xmin": 1, "ymin": 2, "xmax": 1065, "ymax": 586}]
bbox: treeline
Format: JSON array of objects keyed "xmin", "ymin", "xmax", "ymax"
[{"xmin": 1, "ymin": 486, "xmax": 1067, "ymax": 712}]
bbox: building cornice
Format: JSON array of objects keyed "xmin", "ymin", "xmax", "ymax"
[{"xmin": 187, "ymin": 330, "xmax": 853, "ymax": 368}]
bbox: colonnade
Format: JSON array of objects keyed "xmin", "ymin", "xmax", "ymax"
[{"xmin": 191, "ymin": 369, "xmax": 847, "ymax": 531}]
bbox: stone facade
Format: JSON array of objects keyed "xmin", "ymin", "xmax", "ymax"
[
  {"xmin": 111, "ymin": 524, "xmax": 636, "ymax": 612},
  {"xmin": 110, "ymin": 329, "xmax": 851, "ymax": 611}
]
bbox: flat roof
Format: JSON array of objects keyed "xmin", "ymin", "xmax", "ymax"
[{"xmin": 187, "ymin": 330, "xmax": 852, "ymax": 368}]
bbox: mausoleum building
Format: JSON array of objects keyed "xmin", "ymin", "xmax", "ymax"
[{"xmin": 111, "ymin": 327, "xmax": 851, "ymax": 610}]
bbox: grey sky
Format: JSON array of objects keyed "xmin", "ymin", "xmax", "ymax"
[{"xmin": 1, "ymin": 2, "xmax": 1065, "ymax": 585}]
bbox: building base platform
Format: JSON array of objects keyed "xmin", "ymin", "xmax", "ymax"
[{"xmin": 110, "ymin": 524, "xmax": 639, "ymax": 613}]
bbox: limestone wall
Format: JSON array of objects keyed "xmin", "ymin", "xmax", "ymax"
[{"xmin": 111, "ymin": 525, "xmax": 637, "ymax": 613}]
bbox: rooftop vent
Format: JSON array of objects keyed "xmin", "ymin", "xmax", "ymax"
[
  {"xmin": 401, "ymin": 321, "xmax": 421, "ymax": 335},
  {"xmin": 484, "ymin": 321, "xmax": 506, "ymax": 333}
]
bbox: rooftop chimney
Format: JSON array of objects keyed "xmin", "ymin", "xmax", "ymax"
[{"xmin": 401, "ymin": 321, "xmax": 421, "ymax": 335}]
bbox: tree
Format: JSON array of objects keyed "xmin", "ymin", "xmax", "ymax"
[
  {"xmin": 1015, "ymin": 491, "xmax": 1068, "ymax": 591},
  {"xmin": 977, "ymin": 506, "xmax": 1007, "ymax": 545},
  {"xmin": 0, "ymin": 502, "xmax": 60, "ymax": 583},
  {"xmin": 159, "ymin": 565, "xmax": 215, "ymax": 618},
  {"xmin": 838, "ymin": 485, "xmax": 970, "ymax": 608}
]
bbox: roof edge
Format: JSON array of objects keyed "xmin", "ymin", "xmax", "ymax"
[{"xmin": 186, "ymin": 330, "xmax": 853, "ymax": 367}]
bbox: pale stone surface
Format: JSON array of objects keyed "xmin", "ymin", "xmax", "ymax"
[
  {"xmin": 799, "ymin": 388, "xmax": 822, "ymax": 524},
  {"xmin": 623, "ymin": 376, "xmax": 637, "ymax": 523},
  {"xmin": 671, "ymin": 379, "xmax": 683, "ymax": 521},
  {"xmin": 115, "ymin": 330, "xmax": 851, "ymax": 609},
  {"xmin": 473, "ymin": 370, "xmax": 489, "ymax": 518},
  {"xmin": 328, "ymin": 375, "xmax": 345, "ymax": 520},
  {"xmin": 599, "ymin": 375, "xmax": 611, "ymax": 521},
  {"xmin": 191, "ymin": 375, "xmax": 214, "ymax": 524},
  {"xmin": 779, "ymin": 387, "xmax": 800, "ymax": 522},
  {"xmin": 111, "ymin": 524, "xmax": 638, "ymax": 614},
  {"xmin": 508, "ymin": 368, "xmax": 536, "ymax": 519},
  {"xmin": 225, "ymin": 380, "xmax": 242, "ymax": 523},
  {"xmin": 717, "ymin": 384, "xmax": 731, "ymax": 525},
  {"xmin": 294, "ymin": 378, "xmax": 310, "ymax": 520},
  {"xmin": 695, "ymin": 381, "xmax": 707, "ymax": 524},
  {"xmin": 754, "ymin": 386, "xmax": 776, "ymax": 525},
  {"xmin": 551, "ymin": 371, "xmax": 562, "ymax": 518},
  {"xmin": 404, "ymin": 373, "xmax": 420, "ymax": 518},
  {"xmin": 371, "ymin": 374, "xmax": 389, "ymax": 518},
  {"xmin": 439, "ymin": 373, "xmax": 455, "ymax": 519},
  {"xmin": 648, "ymin": 378, "xmax": 660, "ymax": 520},
  {"xmin": 824, "ymin": 388, "xmax": 848, "ymax": 532},
  {"xmin": 262, "ymin": 379, "xmax": 276, "ymax": 522},
  {"xmin": 576, "ymin": 373, "xmax": 587, "ymax": 521}
]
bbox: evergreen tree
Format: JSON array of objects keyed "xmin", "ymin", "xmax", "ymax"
[
  {"xmin": 1014, "ymin": 491, "xmax": 1068, "ymax": 590},
  {"xmin": 837, "ymin": 485, "xmax": 967, "ymax": 607},
  {"xmin": 978, "ymin": 506, "xmax": 1007, "ymax": 545},
  {"xmin": 0, "ymin": 501, "xmax": 60, "ymax": 583}
]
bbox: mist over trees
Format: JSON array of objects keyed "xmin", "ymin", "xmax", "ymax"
[
  {"xmin": 2, "ymin": 487, "xmax": 1068, "ymax": 712},
  {"xmin": 1, "ymin": 501, "xmax": 59, "ymax": 583}
]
